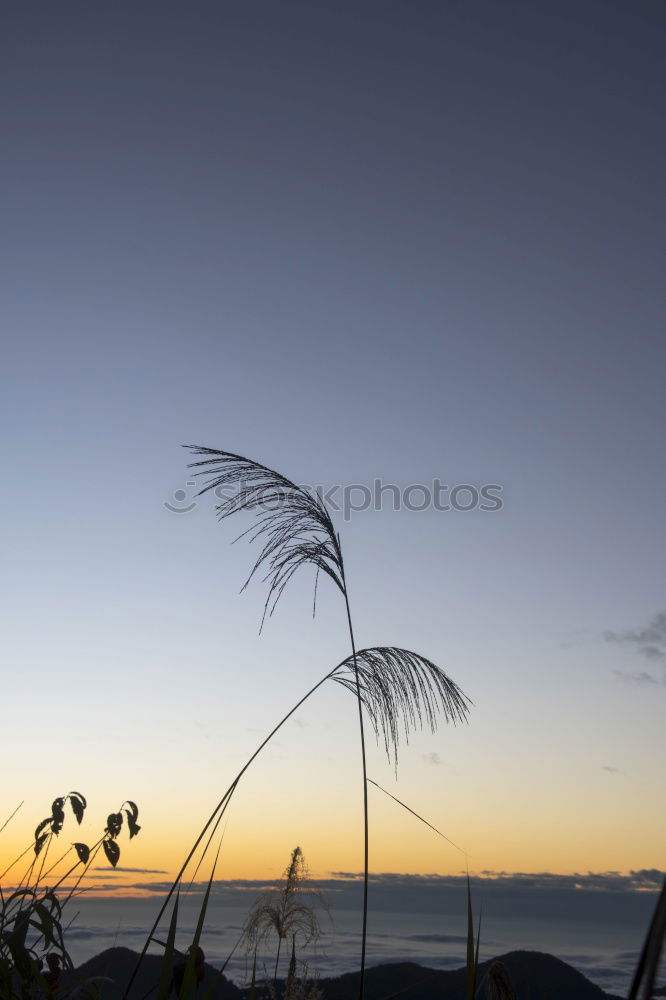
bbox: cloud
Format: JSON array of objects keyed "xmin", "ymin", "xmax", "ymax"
[
  {"xmin": 613, "ymin": 669, "xmax": 658, "ymax": 686},
  {"xmin": 606, "ymin": 611, "xmax": 666, "ymax": 677},
  {"xmin": 117, "ymin": 869, "xmax": 665, "ymax": 899},
  {"xmin": 91, "ymin": 866, "xmax": 168, "ymax": 874},
  {"xmin": 327, "ymin": 870, "xmax": 665, "ymax": 894},
  {"xmin": 640, "ymin": 645, "xmax": 665, "ymax": 661},
  {"xmin": 405, "ymin": 933, "xmax": 467, "ymax": 943},
  {"xmin": 422, "ymin": 752, "xmax": 441, "ymax": 765},
  {"xmin": 602, "ymin": 765, "xmax": 621, "ymax": 774}
]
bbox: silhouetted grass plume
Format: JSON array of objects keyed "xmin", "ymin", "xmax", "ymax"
[{"xmin": 172, "ymin": 445, "xmax": 471, "ymax": 1000}]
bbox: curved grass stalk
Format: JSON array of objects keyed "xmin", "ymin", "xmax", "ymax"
[
  {"xmin": 123, "ymin": 664, "xmax": 338, "ymax": 999},
  {"xmin": 338, "ymin": 565, "xmax": 370, "ymax": 993},
  {"xmin": 0, "ymin": 803, "xmax": 23, "ymax": 838},
  {"xmin": 172, "ymin": 445, "xmax": 471, "ymax": 1000},
  {"xmin": 185, "ymin": 445, "xmax": 373, "ymax": 998},
  {"xmin": 125, "ymin": 634, "xmax": 470, "ymax": 1000}
]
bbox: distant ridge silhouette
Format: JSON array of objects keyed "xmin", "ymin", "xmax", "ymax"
[
  {"xmin": 65, "ymin": 947, "xmax": 626, "ymax": 1000},
  {"xmin": 66, "ymin": 948, "xmax": 238, "ymax": 1000}
]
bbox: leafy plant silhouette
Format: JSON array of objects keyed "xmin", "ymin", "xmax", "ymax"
[
  {"xmin": 0, "ymin": 793, "xmax": 140, "ymax": 1000},
  {"xmin": 243, "ymin": 846, "xmax": 327, "ymax": 983},
  {"xmin": 126, "ymin": 446, "xmax": 470, "ymax": 1000}
]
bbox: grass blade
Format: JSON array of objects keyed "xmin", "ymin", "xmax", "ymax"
[
  {"xmin": 177, "ymin": 842, "xmax": 221, "ymax": 999},
  {"xmin": 627, "ymin": 874, "xmax": 666, "ymax": 1000},
  {"xmin": 156, "ymin": 892, "xmax": 179, "ymax": 1000},
  {"xmin": 248, "ymin": 952, "xmax": 257, "ymax": 1000},
  {"xmin": 466, "ymin": 873, "xmax": 476, "ymax": 1000},
  {"xmin": 475, "ymin": 906, "xmax": 482, "ymax": 985}
]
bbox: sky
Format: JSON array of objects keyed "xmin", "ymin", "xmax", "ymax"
[{"xmin": 1, "ymin": 0, "xmax": 665, "ymax": 897}]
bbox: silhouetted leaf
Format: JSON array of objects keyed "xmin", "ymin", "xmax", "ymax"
[
  {"xmin": 68, "ymin": 791, "xmax": 87, "ymax": 809},
  {"xmin": 34, "ymin": 818, "xmax": 51, "ymax": 842},
  {"xmin": 50, "ymin": 798, "xmax": 65, "ymax": 835},
  {"xmin": 73, "ymin": 843, "xmax": 90, "ymax": 864},
  {"xmin": 68, "ymin": 794, "xmax": 85, "ymax": 825},
  {"xmin": 106, "ymin": 812, "xmax": 123, "ymax": 838},
  {"xmin": 102, "ymin": 839, "xmax": 120, "ymax": 867},
  {"xmin": 125, "ymin": 813, "xmax": 141, "ymax": 839},
  {"xmin": 42, "ymin": 889, "xmax": 62, "ymax": 919},
  {"xmin": 124, "ymin": 800, "xmax": 139, "ymax": 821},
  {"xmin": 34, "ymin": 834, "xmax": 48, "ymax": 857},
  {"xmin": 7, "ymin": 887, "xmax": 36, "ymax": 904},
  {"xmin": 33, "ymin": 903, "xmax": 58, "ymax": 948}
]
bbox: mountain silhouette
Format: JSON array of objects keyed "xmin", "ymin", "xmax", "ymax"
[
  {"xmin": 311, "ymin": 951, "xmax": 624, "ymax": 1000},
  {"xmin": 63, "ymin": 947, "xmax": 240, "ymax": 1000},
  {"xmin": 63, "ymin": 947, "xmax": 630, "ymax": 1000}
]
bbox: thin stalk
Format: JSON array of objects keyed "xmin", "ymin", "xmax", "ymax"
[
  {"xmin": 41, "ymin": 845, "xmax": 75, "ymax": 881},
  {"xmin": 0, "ymin": 802, "xmax": 23, "ymax": 837},
  {"xmin": 49, "ymin": 859, "xmax": 85, "ymax": 898},
  {"xmin": 0, "ymin": 843, "xmax": 34, "ymax": 881},
  {"xmin": 60, "ymin": 841, "xmax": 104, "ymax": 905},
  {"xmin": 273, "ymin": 935, "xmax": 282, "ymax": 982},
  {"xmin": 15, "ymin": 854, "xmax": 37, "ymax": 895},
  {"xmin": 123, "ymin": 663, "xmax": 338, "ymax": 1000},
  {"xmin": 366, "ymin": 779, "xmax": 466, "ymax": 855},
  {"xmin": 31, "ymin": 831, "xmax": 52, "ymax": 892},
  {"xmin": 183, "ymin": 814, "xmax": 228, "ymax": 895},
  {"xmin": 340, "ymin": 556, "xmax": 369, "ymax": 1000}
]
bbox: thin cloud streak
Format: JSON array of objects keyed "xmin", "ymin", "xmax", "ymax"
[
  {"xmin": 613, "ymin": 669, "xmax": 659, "ymax": 686},
  {"xmin": 606, "ymin": 611, "xmax": 666, "ymax": 684},
  {"xmin": 84, "ymin": 869, "xmax": 665, "ymax": 898},
  {"xmin": 91, "ymin": 866, "xmax": 168, "ymax": 874},
  {"xmin": 605, "ymin": 611, "xmax": 666, "ymax": 653}
]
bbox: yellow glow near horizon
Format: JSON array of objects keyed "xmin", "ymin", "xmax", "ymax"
[
  {"xmin": 2, "ymin": 782, "xmax": 663, "ymax": 897},
  {"xmin": 2, "ymin": 674, "xmax": 664, "ymax": 896}
]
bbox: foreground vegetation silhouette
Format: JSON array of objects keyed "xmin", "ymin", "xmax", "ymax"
[
  {"xmin": 124, "ymin": 445, "xmax": 471, "ymax": 1000},
  {"xmin": 123, "ymin": 446, "xmax": 663, "ymax": 1000},
  {"xmin": 243, "ymin": 845, "xmax": 326, "ymax": 989},
  {"xmin": 3, "ymin": 448, "xmax": 663, "ymax": 999},
  {"xmin": 0, "ymin": 794, "xmax": 140, "ymax": 1000}
]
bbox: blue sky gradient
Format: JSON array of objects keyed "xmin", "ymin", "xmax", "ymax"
[{"xmin": 2, "ymin": 1, "xmax": 665, "ymax": 882}]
